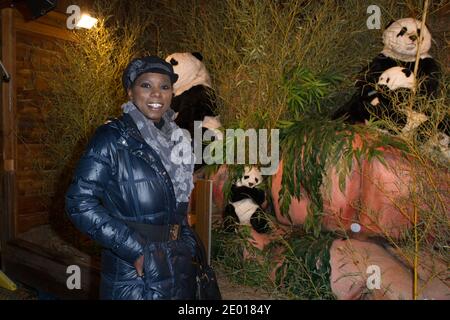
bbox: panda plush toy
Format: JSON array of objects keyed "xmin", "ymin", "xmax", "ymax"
[
  {"xmin": 332, "ymin": 17, "xmax": 444, "ymax": 134},
  {"xmin": 165, "ymin": 52, "xmax": 222, "ymax": 140},
  {"xmin": 223, "ymin": 166, "xmax": 271, "ymax": 234},
  {"xmin": 369, "ymin": 66, "xmax": 425, "ymax": 132},
  {"xmin": 377, "ymin": 66, "xmax": 415, "ymax": 91}
]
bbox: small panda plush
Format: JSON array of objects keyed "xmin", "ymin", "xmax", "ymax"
[
  {"xmin": 223, "ymin": 166, "xmax": 271, "ymax": 234},
  {"xmin": 165, "ymin": 52, "xmax": 222, "ymax": 139},
  {"xmin": 332, "ymin": 18, "xmax": 442, "ymax": 131},
  {"xmin": 366, "ymin": 66, "xmax": 420, "ymax": 131},
  {"xmin": 377, "ymin": 66, "xmax": 415, "ymax": 91}
]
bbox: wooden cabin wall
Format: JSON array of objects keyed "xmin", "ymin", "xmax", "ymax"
[
  {"xmin": 1, "ymin": 8, "xmax": 17, "ymax": 253},
  {"xmin": 15, "ymin": 16, "xmax": 61, "ymax": 234},
  {"xmin": 1, "ymin": 9, "xmax": 77, "ymax": 244}
]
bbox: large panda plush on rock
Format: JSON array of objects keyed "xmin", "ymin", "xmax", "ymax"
[
  {"xmin": 223, "ymin": 167, "xmax": 271, "ymax": 234},
  {"xmin": 165, "ymin": 52, "xmax": 222, "ymax": 139},
  {"xmin": 332, "ymin": 18, "xmax": 444, "ymax": 135}
]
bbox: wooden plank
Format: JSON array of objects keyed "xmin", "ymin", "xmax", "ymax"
[
  {"xmin": 1, "ymin": 173, "xmax": 16, "ymax": 254},
  {"xmin": 1, "ymin": 8, "xmax": 16, "ymax": 168},
  {"xmin": 3, "ymin": 239, "xmax": 100, "ymax": 299},
  {"xmin": 16, "ymin": 144, "xmax": 52, "ymax": 171},
  {"xmin": 14, "ymin": 10, "xmax": 76, "ymax": 42},
  {"xmin": 34, "ymin": 10, "xmax": 70, "ymax": 28},
  {"xmin": 16, "ymin": 169, "xmax": 48, "ymax": 180},
  {"xmin": 17, "ymin": 107, "xmax": 46, "ymax": 135},
  {"xmin": 1, "ymin": 8, "xmax": 17, "ymax": 251},
  {"xmin": 17, "ymin": 212, "xmax": 50, "ymax": 234},
  {"xmin": 193, "ymin": 179, "xmax": 213, "ymax": 264},
  {"xmin": 16, "ymin": 32, "xmax": 64, "ymax": 75},
  {"xmin": 17, "ymin": 175, "xmax": 46, "ymax": 195},
  {"xmin": 17, "ymin": 194, "xmax": 52, "ymax": 214},
  {"xmin": 16, "ymin": 173, "xmax": 52, "ymax": 196},
  {"xmin": 16, "ymin": 32, "xmax": 61, "ymax": 57}
]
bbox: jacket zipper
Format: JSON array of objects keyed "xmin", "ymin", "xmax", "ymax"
[{"xmin": 122, "ymin": 150, "xmax": 141, "ymax": 220}]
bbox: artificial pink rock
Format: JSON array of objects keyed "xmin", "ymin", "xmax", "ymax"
[
  {"xmin": 330, "ymin": 239, "xmax": 449, "ymax": 300},
  {"xmin": 270, "ymin": 133, "xmax": 449, "ymax": 238}
]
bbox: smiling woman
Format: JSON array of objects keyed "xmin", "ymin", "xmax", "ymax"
[
  {"xmin": 127, "ymin": 73, "xmax": 173, "ymax": 123},
  {"xmin": 123, "ymin": 56, "xmax": 178, "ymax": 125},
  {"xmin": 65, "ymin": 56, "xmax": 204, "ymax": 300}
]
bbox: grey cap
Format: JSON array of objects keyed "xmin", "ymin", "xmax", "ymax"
[{"xmin": 122, "ymin": 55, "xmax": 179, "ymax": 91}]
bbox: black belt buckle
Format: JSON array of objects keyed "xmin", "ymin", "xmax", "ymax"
[{"xmin": 169, "ymin": 224, "xmax": 180, "ymax": 241}]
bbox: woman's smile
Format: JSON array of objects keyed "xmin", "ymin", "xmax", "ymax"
[{"xmin": 147, "ymin": 102, "xmax": 163, "ymax": 110}]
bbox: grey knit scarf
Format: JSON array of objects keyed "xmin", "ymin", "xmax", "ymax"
[{"xmin": 121, "ymin": 101, "xmax": 194, "ymax": 204}]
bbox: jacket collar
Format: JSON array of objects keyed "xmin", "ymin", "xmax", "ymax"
[
  {"xmin": 121, "ymin": 113, "xmax": 146, "ymax": 145},
  {"xmin": 118, "ymin": 114, "xmax": 170, "ymax": 170}
]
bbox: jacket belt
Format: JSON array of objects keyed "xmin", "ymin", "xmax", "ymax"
[{"xmin": 124, "ymin": 220, "xmax": 181, "ymax": 242}]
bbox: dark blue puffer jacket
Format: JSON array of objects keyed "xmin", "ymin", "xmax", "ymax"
[{"xmin": 66, "ymin": 113, "xmax": 197, "ymax": 300}]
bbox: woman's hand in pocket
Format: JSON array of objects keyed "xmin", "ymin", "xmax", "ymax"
[{"xmin": 134, "ymin": 255, "xmax": 144, "ymax": 277}]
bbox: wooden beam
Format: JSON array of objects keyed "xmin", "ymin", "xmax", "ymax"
[
  {"xmin": 3, "ymin": 239, "xmax": 100, "ymax": 299},
  {"xmin": 1, "ymin": 8, "xmax": 17, "ymax": 255},
  {"xmin": 44, "ymin": 10, "xmax": 72, "ymax": 25},
  {"xmin": 193, "ymin": 179, "xmax": 213, "ymax": 264},
  {"xmin": 14, "ymin": 10, "xmax": 76, "ymax": 42}
]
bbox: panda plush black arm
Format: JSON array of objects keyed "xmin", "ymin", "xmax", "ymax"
[
  {"xmin": 417, "ymin": 58, "xmax": 447, "ymax": 136},
  {"xmin": 230, "ymin": 185, "xmax": 266, "ymax": 206},
  {"xmin": 417, "ymin": 57, "xmax": 441, "ymax": 97},
  {"xmin": 331, "ymin": 54, "xmax": 397, "ymax": 122},
  {"xmin": 171, "ymin": 85, "xmax": 217, "ymax": 115},
  {"xmin": 331, "ymin": 96, "xmax": 367, "ymax": 123},
  {"xmin": 355, "ymin": 54, "xmax": 398, "ymax": 103},
  {"xmin": 171, "ymin": 85, "xmax": 218, "ymax": 135}
]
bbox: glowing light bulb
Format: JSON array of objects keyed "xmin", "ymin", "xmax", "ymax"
[{"xmin": 76, "ymin": 14, "xmax": 98, "ymax": 29}]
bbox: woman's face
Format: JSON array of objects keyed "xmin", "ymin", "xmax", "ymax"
[{"xmin": 128, "ymin": 72, "xmax": 173, "ymax": 123}]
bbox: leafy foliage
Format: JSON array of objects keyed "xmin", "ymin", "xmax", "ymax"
[
  {"xmin": 283, "ymin": 67, "xmax": 342, "ymax": 117},
  {"xmin": 278, "ymin": 116, "xmax": 415, "ymax": 237},
  {"xmin": 212, "ymin": 225, "xmax": 337, "ymax": 299}
]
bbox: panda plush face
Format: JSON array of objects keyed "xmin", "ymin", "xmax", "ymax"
[
  {"xmin": 377, "ymin": 66, "xmax": 415, "ymax": 90},
  {"xmin": 382, "ymin": 18, "xmax": 432, "ymax": 61},
  {"xmin": 165, "ymin": 52, "xmax": 212, "ymax": 96},
  {"xmin": 235, "ymin": 166, "xmax": 262, "ymax": 188}
]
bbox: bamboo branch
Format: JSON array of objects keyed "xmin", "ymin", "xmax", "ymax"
[{"xmin": 412, "ymin": 0, "xmax": 430, "ymax": 300}]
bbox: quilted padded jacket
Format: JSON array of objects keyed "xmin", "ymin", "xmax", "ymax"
[{"xmin": 66, "ymin": 113, "xmax": 197, "ymax": 300}]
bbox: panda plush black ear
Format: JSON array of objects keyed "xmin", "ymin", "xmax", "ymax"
[
  {"xmin": 192, "ymin": 52, "xmax": 204, "ymax": 61},
  {"xmin": 402, "ymin": 68, "xmax": 412, "ymax": 77}
]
